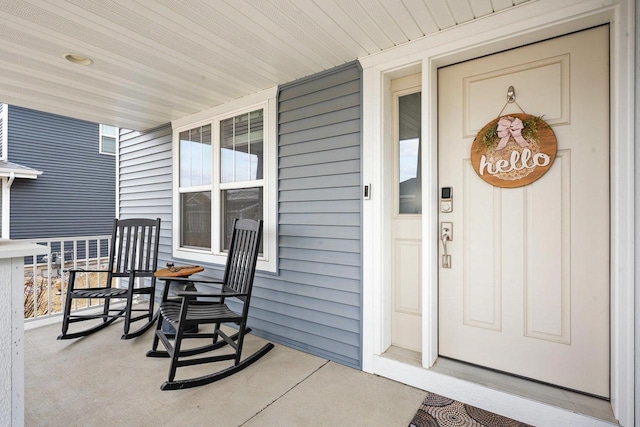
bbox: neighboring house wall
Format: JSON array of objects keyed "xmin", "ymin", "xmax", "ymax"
[
  {"xmin": 7, "ymin": 106, "xmax": 115, "ymax": 239},
  {"xmin": 0, "ymin": 103, "xmax": 5, "ymax": 158},
  {"xmin": 118, "ymin": 62, "xmax": 363, "ymax": 368}
]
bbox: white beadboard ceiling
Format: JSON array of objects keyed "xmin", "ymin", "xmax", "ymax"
[{"xmin": 0, "ymin": 0, "xmax": 527, "ymax": 131}]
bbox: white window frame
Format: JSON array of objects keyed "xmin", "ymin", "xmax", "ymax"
[
  {"xmin": 172, "ymin": 87, "xmax": 277, "ymax": 273},
  {"xmin": 99, "ymin": 124, "xmax": 118, "ymax": 155}
]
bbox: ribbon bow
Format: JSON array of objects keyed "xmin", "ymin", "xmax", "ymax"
[{"xmin": 495, "ymin": 117, "xmax": 528, "ymax": 151}]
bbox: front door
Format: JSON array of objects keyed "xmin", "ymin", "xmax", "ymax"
[
  {"xmin": 437, "ymin": 26, "xmax": 610, "ymax": 397},
  {"xmin": 391, "ymin": 73, "xmax": 422, "ymax": 352}
]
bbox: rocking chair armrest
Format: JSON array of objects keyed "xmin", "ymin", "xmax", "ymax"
[{"xmin": 176, "ymin": 290, "xmax": 245, "ymax": 299}]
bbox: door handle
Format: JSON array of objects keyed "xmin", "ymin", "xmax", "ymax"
[{"xmin": 441, "ymin": 222, "xmax": 453, "ymax": 268}]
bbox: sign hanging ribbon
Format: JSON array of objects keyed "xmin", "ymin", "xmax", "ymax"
[{"xmin": 495, "ymin": 117, "xmax": 528, "ymax": 151}]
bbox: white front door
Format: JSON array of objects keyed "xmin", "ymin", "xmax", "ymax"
[
  {"xmin": 391, "ymin": 74, "xmax": 422, "ymax": 352},
  {"xmin": 437, "ymin": 26, "xmax": 610, "ymax": 397}
]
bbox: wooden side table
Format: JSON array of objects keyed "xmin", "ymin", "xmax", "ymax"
[
  {"xmin": 155, "ymin": 264, "xmax": 204, "ymax": 333},
  {"xmin": 154, "ymin": 264, "xmax": 204, "ymax": 279}
]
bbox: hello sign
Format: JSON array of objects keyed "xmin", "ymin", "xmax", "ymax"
[{"xmin": 470, "ymin": 113, "xmax": 557, "ymax": 188}]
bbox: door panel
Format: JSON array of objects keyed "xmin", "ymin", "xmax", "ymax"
[{"xmin": 438, "ymin": 26, "xmax": 609, "ymax": 397}]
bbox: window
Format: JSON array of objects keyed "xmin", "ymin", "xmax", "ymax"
[
  {"xmin": 99, "ymin": 124, "xmax": 117, "ymax": 155},
  {"xmin": 397, "ymin": 91, "xmax": 421, "ymax": 214},
  {"xmin": 172, "ymin": 88, "xmax": 277, "ymax": 272}
]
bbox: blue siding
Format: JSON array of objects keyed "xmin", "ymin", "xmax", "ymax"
[
  {"xmin": 119, "ymin": 124, "xmax": 173, "ymax": 259},
  {"xmin": 0, "ymin": 103, "xmax": 4, "ymax": 237},
  {"xmin": 8, "ymin": 106, "xmax": 115, "ymax": 238},
  {"xmin": 118, "ymin": 62, "xmax": 363, "ymax": 369},
  {"xmin": 0, "ymin": 103, "xmax": 4, "ymax": 158},
  {"xmin": 272, "ymin": 62, "xmax": 362, "ymax": 367}
]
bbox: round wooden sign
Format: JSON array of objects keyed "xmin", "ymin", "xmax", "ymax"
[{"xmin": 470, "ymin": 113, "xmax": 557, "ymax": 188}]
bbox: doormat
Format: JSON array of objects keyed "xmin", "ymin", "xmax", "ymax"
[{"xmin": 409, "ymin": 392, "xmax": 532, "ymax": 427}]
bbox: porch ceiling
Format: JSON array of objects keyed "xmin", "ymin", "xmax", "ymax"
[{"xmin": 0, "ymin": 0, "xmax": 527, "ymax": 131}]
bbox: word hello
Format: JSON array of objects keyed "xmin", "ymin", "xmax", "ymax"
[{"xmin": 478, "ymin": 148, "xmax": 550, "ymax": 176}]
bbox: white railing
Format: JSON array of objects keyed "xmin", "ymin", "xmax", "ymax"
[{"xmin": 19, "ymin": 234, "xmax": 111, "ymax": 323}]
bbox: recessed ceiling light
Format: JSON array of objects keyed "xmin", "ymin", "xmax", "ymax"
[{"xmin": 64, "ymin": 53, "xmax": 93, "ymax": 66}]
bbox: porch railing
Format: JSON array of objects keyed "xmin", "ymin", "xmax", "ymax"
[{"xmin": 19, "ymin": 234, "xmax": 111, "ymax": 323}]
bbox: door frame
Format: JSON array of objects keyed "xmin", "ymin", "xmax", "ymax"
[{"xmin": 360, "ymin": 0, "xmax": 635, "ymax": 425}]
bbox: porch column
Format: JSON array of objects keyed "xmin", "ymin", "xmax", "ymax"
[{"xmin": 0, "ymin": 240, "xmax": 48, "ymax": 427}]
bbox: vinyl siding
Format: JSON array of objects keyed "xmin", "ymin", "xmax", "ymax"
[
  {"xmin": 0, "ymin": 103, "xmax": 5, "ymax": 158},
  {"xmin": 273, "ymin": 62, "xmax": 362, "ymax": 367},
  {"xmin": 118, "ymin": 124, "xmax": 173, "ymax": 260},
  {"xmin": 7, "ymin": 106, "xmax": 115, "ymax": 239},
  {"xmin": 118, "ymin": 62, "xmax": 362, "ymax": 368},
  {"xmin": 0, "ymin": 178, "xmax": 3, "ymax": 237},
  {"xmin": 0, "ymin": 104, "xmax": 3, "ymax": 238}
]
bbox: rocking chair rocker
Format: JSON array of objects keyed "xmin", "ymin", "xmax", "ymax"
[
  {"xmin": 58, "ymin": 217, "xmax": 161, "ymax": 340},
  {"xmin": 147, "ymin": 218, "xmax": 274, "ymax": 390}
]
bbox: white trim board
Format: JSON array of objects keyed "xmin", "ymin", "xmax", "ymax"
[{"xmin": 360, "ymin": 0, "xmax": 635, "ymax": 425}]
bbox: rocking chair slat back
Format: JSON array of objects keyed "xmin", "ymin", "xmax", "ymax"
[
  {"xmin": 222, "ymin": 219, "xmax": 262, "ymax": 301},
  {"xmin": 109, "ymin": 218, "xmax": 161, "ymax": 278}
]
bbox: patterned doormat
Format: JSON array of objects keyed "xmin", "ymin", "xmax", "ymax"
[{"xmin": 409, "ymin": 392, "xmax": 533, "ymax": 427}]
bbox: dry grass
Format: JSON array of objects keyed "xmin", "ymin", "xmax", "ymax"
[{"xmin": 23, "ymin": 271, "xmax": 109, "ymax": 319}]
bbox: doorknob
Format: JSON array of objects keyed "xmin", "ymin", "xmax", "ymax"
[{"xmin": 441, "ymin": 222, "xmax": 453, "ymax": 268}]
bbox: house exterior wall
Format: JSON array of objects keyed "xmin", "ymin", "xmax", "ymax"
[
  {"xmin": 0, "ymin": 103, "xmax": 3, "ymax": 238},
  {"xmin": 0, "ymin": 179, "xmax": 3, "ymax": 237},
  {"xmin": 119, "ymin": 124, "xmax": 173, "ymax": 257},
  {"xmin": 118, "ymin": 62, "xmax": 363, "ymax": 368},
  {"xmin": 271, "ymin": 62, "xmax": 362, "ymax": 367},
  {"xmin": 635, "ymin": 3, "xmax": 639, "ymax": 421},
  {"xmin": 0, "ymin": 103, "xmax": 4, "ymax": 158},
  {"xmin": 7, "ymin": 106, "xmax": 115, "ymax": 239}
]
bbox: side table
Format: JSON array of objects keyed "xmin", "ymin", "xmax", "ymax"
[
  {"xmin": 155, "ymin": 264, "xmax": 204, "ymax": 333},
  {"xmin": 155, "ymin": 264, "xmax": 204, "ymax": 279}
]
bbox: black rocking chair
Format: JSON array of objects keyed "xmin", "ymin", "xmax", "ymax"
[
  {"xmin": 147, "ymin": 218, "xmax": 274, "ymax": 390},
  {"xmin": 58, "ymin": 217, "xmax": 161, "ymax": 340}
]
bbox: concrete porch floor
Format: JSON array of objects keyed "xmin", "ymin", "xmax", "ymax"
[{"xmin": 25, "ymin": 321, "xmax": 427, "ymax": 426}]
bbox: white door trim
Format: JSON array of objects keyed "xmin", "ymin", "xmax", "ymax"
[{"xmin": 360, "ymin": 0, "xmax": 635, "ymax": 425}]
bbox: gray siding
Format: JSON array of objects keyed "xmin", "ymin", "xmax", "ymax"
[
  {"xmin": 0, "ymin": 103, "xmax": 4, "ymax": 158},
  {"xmin": 8, "ymin": 106, "xmax": 115, "ymax": 239},
  {"xmin": 0, "ymin": 104, "xmax": 3, "ymax": 237},
  {"xmin": 118, "ymin": 62, "xmax": 362, "ymax": 368},
  {"xmin": 119, "ymin": 124, "xmax": 173, "ymax": 260},
  {"xmin": 635, "ymin": 11, "xmax": 640, "ymax": 424},
  {"xmin": 272, "ymin": 62, "xmax": 362, "ymax": 367},
  {"xmin": 0, "ymin": 178, "xmax": 3, "ymax": 237}
]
